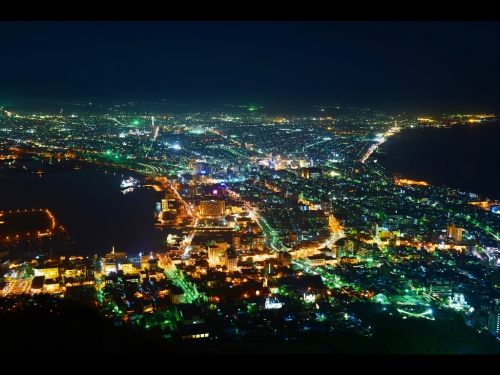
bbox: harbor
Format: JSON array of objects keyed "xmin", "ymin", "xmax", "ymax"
[{"xmin": 0, "ymin": 160, "xmax": 169, "ymax": 258}]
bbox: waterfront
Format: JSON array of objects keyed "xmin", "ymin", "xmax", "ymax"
[
  {"xmin": 377, "ymin": 121, "xmax": 500, "ymax": 202},
  {"xmin": 0, "ymin": 160, "xmax": 174, "ymax": 258}
]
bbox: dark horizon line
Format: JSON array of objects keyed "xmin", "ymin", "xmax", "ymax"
[{"xmin": 1, "ymin": 95, "xmax": 498, "ymax": 116}]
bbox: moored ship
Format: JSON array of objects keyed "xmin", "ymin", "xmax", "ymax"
[{"xmin": 120, "ymin": 177, "xmax": 139, "ymax": 189}]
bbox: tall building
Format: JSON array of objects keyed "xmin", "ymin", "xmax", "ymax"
[
  {"xmin": 225, "ymin": 249, "xmax": 238, "ymax": 272},
  {"xmin": 447, "ymin": 223, "xmax": 463, "ymax": 242},
  {"xmin": 193, "ymin": 161, "xmax": 210, "ymax": 175},
  {"xmin": 208, "ymin": 244, "xmax": 221, "ymax": 266},
  {"xmin": 199, "ymin": 199, "xmax": 225, "ymax": 217},
  {"xmin": 321, "ymin": 198, "xmax": 332, "ymax": 213},
  {"xmin": 162, "ymin": 193, "xmax": 176, "ymax": 212},
  {"xmin": 488, "ymin": 310, "xmax": 500, "ymax": 335}
]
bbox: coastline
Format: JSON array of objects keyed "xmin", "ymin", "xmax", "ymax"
[
  {"xmin": 373, "ymin": 123, "xmax": 500, "ymax": 202},
  {"xmin": 0, "ymin": 158, "xmax": 166, "ymax": 258}
]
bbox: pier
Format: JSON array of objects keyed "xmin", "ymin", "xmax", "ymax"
[{"xmin": 0, "ymin": 208, "xmax": 67, "ymax": 244}]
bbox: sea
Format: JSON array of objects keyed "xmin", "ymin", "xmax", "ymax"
[
  {"xmin": 376, "ymin": 121, "xmax": 500, "ymax": 202},
  {"xmin": 0, "ymin": 160, "xmax": 176, "ymax": 259}
]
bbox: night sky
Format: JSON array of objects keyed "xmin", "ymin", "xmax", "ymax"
[{"xmin": 2, "ymin": 21, "xmax": 500, "ymax": 114}]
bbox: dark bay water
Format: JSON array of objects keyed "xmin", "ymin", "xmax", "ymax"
[
  {"xmin": 0, "ymin": 162, "xmax": 171, "ymax": 258},
  {"xmin": 377, "ymin": 122, "xmax": 500, "ymax": 201}
]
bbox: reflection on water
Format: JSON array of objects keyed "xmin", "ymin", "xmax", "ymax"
[{"xmin": 0, "ymin": 161, "xmax": 176, "ymax": 258}]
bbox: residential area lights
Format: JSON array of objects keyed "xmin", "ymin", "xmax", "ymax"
[{"xmin": 2, "ymin": 104, "xmax": 500, "ymax": 348}]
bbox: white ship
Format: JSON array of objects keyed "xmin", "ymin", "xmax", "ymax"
[{"xmin": 120, "ymin": 177, "xmax": 139, "ymax": 189}]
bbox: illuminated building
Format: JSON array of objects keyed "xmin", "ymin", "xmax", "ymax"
[
  {"xmin": 179, "ymin": 326, "xmax": 211, "ymax": 340},
  {"xmin": 208, "ymin": 244, "xmax": 221, "ymax": 266},
  {"xmin": 44, "ymin": 279, "xmax": 60, "ymax": 293},
  {"xmin": 395, "ymin": 177, "xmax": 428, "ymax": 186},
  {"xmin": 301, "ymin": 167, "xmax": 322, "ymax": 179},
  {"xmin": 251, "ymin": 235, "xmax": 265, "ymax": 250},
  {"xmin": 204, "ymin": 184, "xmax": 225, "ymax": 196},
  {"xmin": 488, "ymin": 310, "xmax": 500, "ymax": 335},
  {"xmin": 199, "ymin": 199, "xmax": 225, "ymax": 217},
  {"xmin": 101, "ymin": 250, "xmax": 128, "ymax": 275},
  {"xmin": 104, "ymin": 249, "xmax": 127, "ymax": 264},
  {"xmin": 120, "ymin": 273, "xmax": 141, "ymax": 285},
  {"xmin": 217, "ymin": 241, "xmax": 228, "ymax": 253},
  {"xmin": 161, "ymin": 199, "xmax": 175, "ymax": 212},
  {"xmin": 289, "ymin": 241, "xmax": 321, "ymax": 259},
  {"xmin": 240, "ymin": 238, "xmax": 251, "ymax": 251},
  {"xmin": 225, "ymin": 249, "xmax": 238, "ymax": 272},
  {"xmin": 265, "ymin": 296, "xmax": 283, "ymax": 309},
  {"xmin": 232, "ymin": 234, "xmax": 241, "ymax": 250},
  {"xmin": 297, "ymin": 156, "xmax": 312, "ymax": 168},
  {"xmin": 104, "ymin": 260, "xmax": 117, "ymax": 275},
  {"xmin": 188, "ymin": 186, "xmax": 203, "ymax": 197},
  {"xmin": 34, "ymin": 265, "xmax": 59, "ymax": 279},
  {"xmin": 193, "ymin": 161, "xmax": 210, "ymax": 175},
  {"xmin": 170, "ymin": 285, "xmax": 187, "ymax": 304},
  {"xmin": 335, "ymin": 237, "xmax": 357, "ymax": 257},
  {"xmin": 468, "ymin": 200, "xmax": 490, "ymax": 210},
  {"xmin": 140, "ymin": 255, "xmax": 158, "ymax": 271},
  {"xmin": 64, "ymin": 268, "xmax": 77, "ymax": 278},
  {"xmin": 430, "ymin": 279, "xmax": 454, "ymax": 295},
  {"xmin": 306, "ymin": 254, "xmax": 327, "ymax": 268},
  {"xmin": 447, "ymin": 223, "xmax": 463, "ymax": 242},
  {"xmin": 162, "ymin": 193, "xmax": 176, "ymax": 212},
  {"xmin": 229, "ymin": 203, "xmax": 245, "ymax": 214},
  {"xmin": 205, "ymin": 241, "xmax": 228, "ymax": 266},
  {"xmin": 118, "ymin": 263, "xmax": 136, "ymax": 274}
]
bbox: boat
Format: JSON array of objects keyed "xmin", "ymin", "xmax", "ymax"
[
  {"xmin": 120, "ymin": 177, "xmax": 139, "ymax": 189},
  {"xmin": 121, "ymin": 187, "xmax": 134, "ymax": 194}
]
